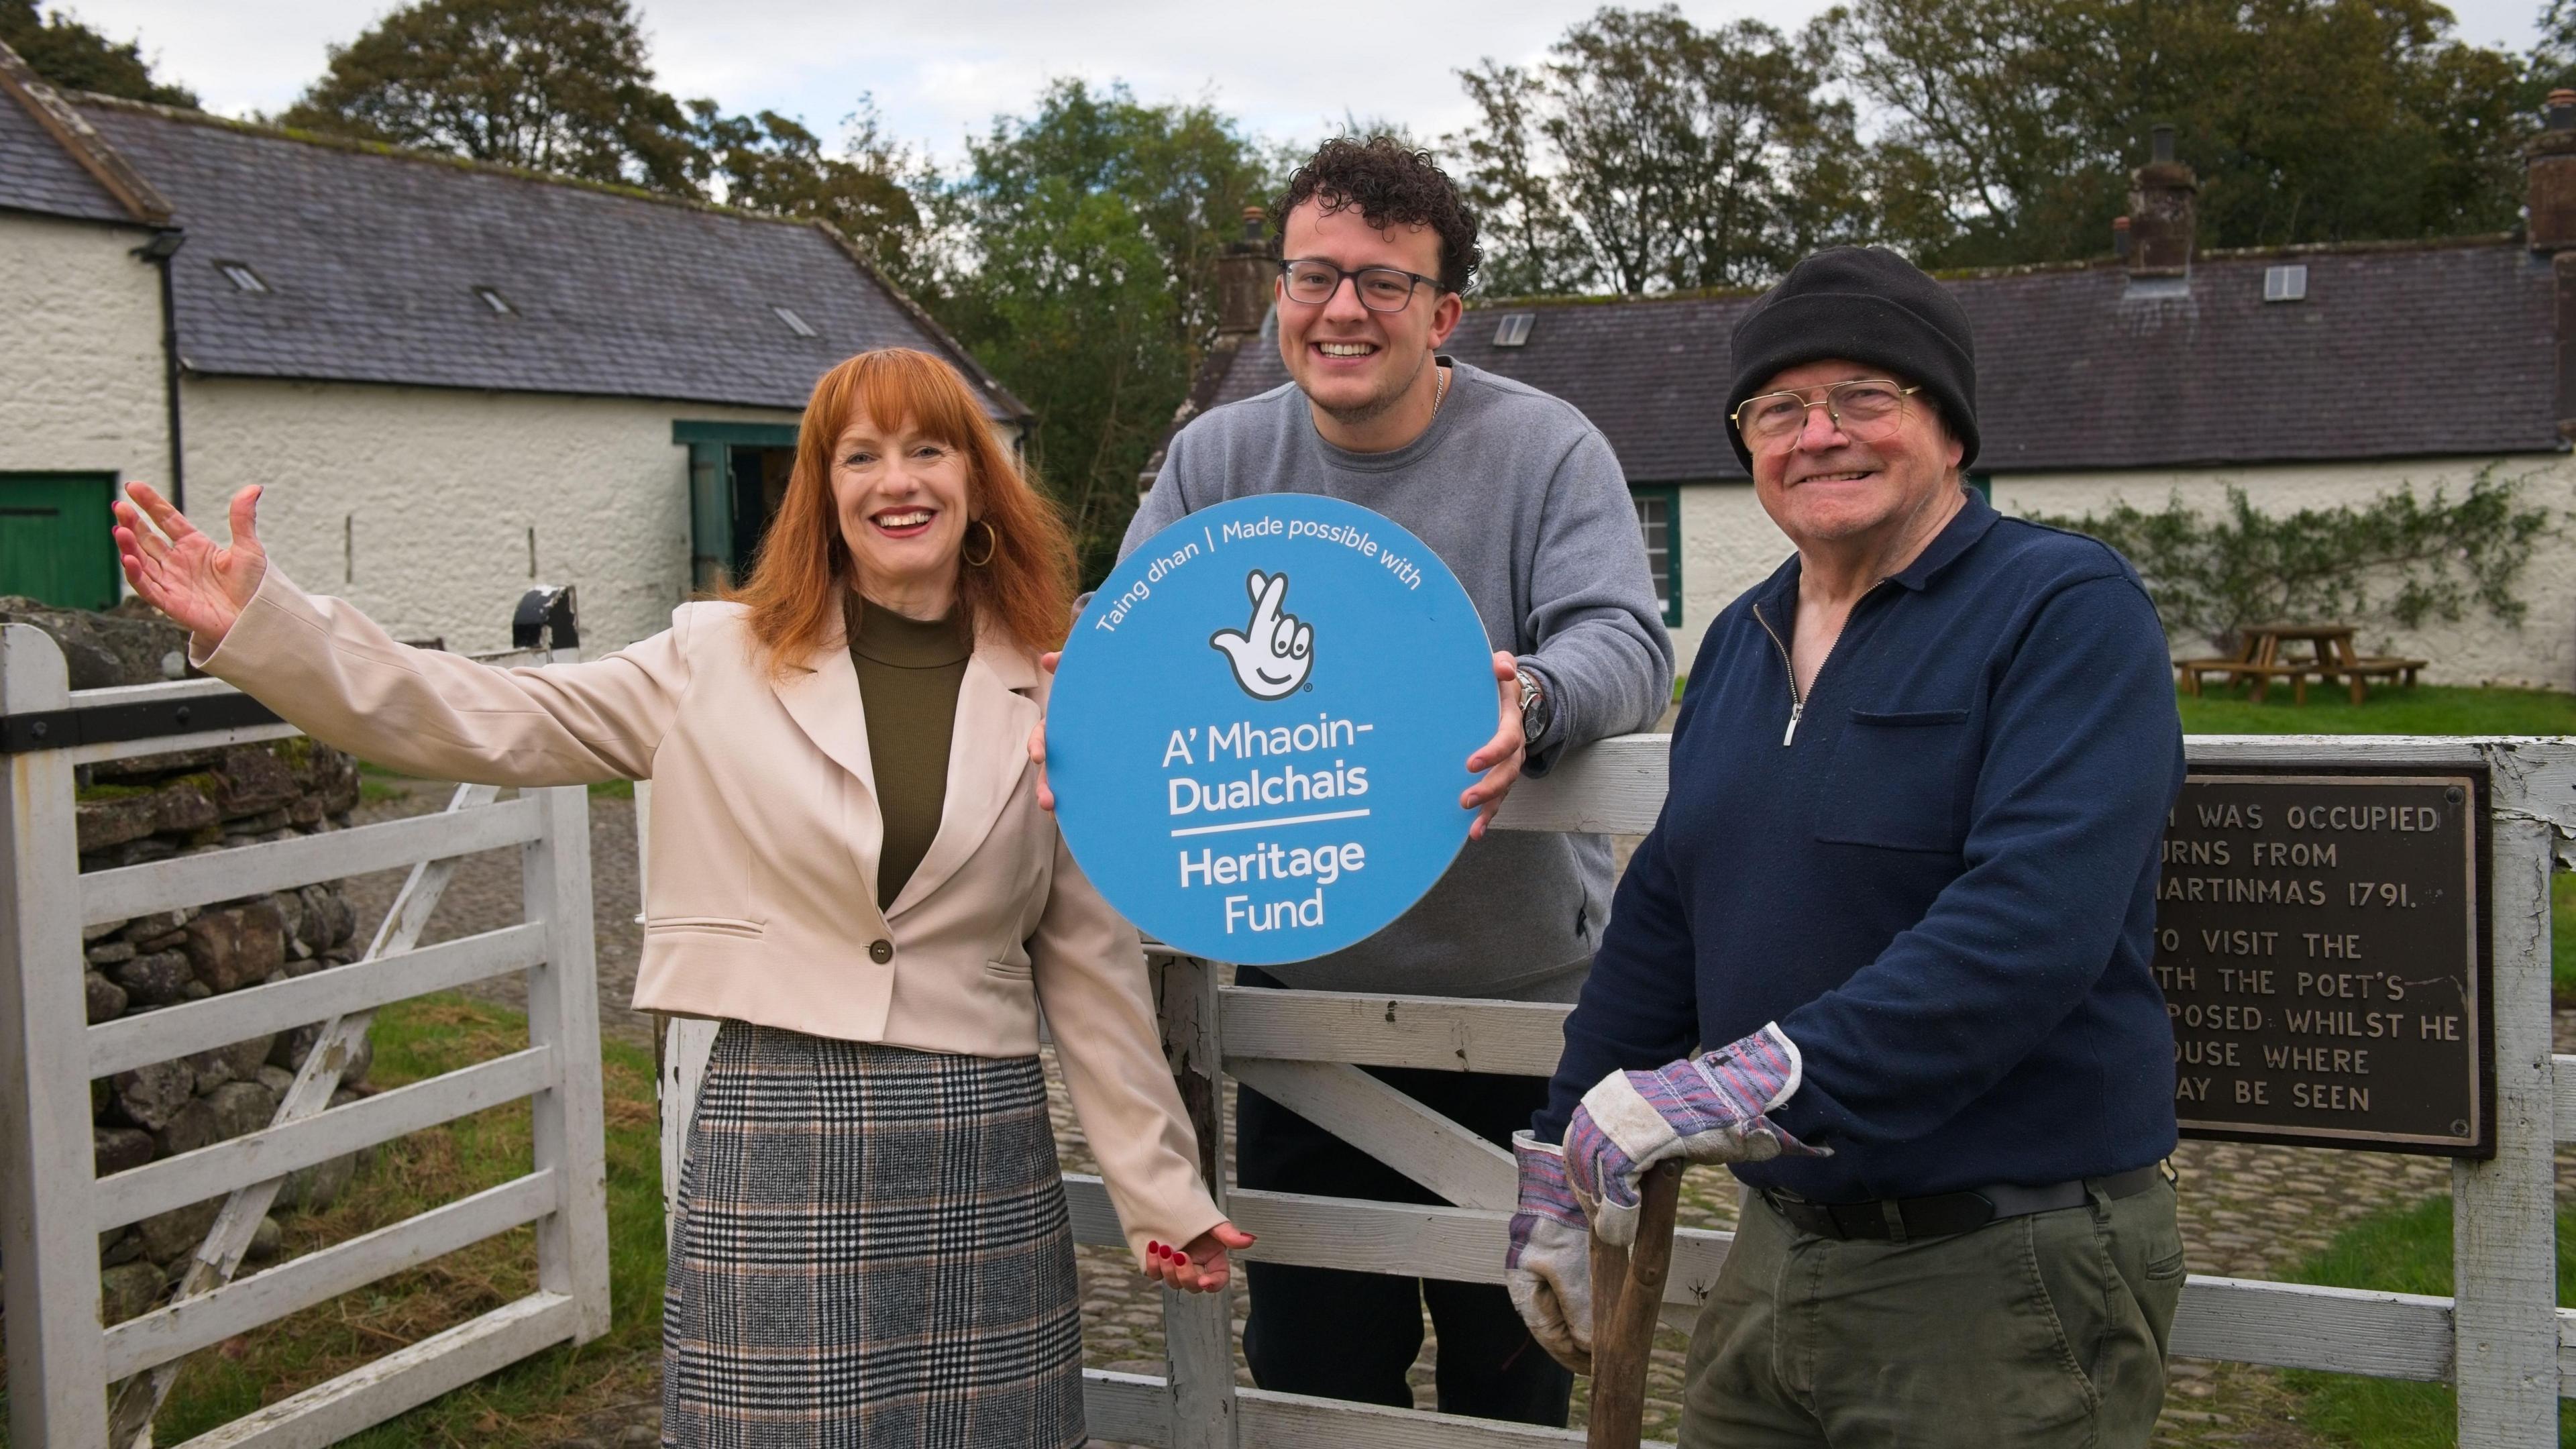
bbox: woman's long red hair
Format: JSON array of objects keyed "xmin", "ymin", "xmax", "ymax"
[{"xmin": 730, "ymin": 348, "xmax": 1075, "ymax": 668}]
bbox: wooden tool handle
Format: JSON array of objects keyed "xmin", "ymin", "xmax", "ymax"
[{"xmin": 1585, "ymin": 1160, "xmax": 1684, "ymax": 1448}]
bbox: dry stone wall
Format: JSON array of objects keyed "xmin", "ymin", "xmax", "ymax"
[{"xmin": 12, "ymin": 604, "xmax": 380, "ymax": 1328}]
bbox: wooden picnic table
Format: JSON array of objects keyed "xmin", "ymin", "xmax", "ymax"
[{"xmin": 2175, "ymin": 624, "xmax": 2426, "ymax": 705}]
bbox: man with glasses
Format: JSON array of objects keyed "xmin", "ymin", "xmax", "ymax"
[
  {"xmin": 1086, "ymin": 137, "xmax": 1672, "ymax": 1426},
  {"xmin": 1506, "ymin": 247, "xmax": 2186, "ymax": 1446}
]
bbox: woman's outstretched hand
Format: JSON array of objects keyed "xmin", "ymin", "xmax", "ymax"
[
  {"xmin": 1142, "ymin": 1221, "xmax": 1255, "ymax": 1294},
  {"xmin": 113, "ymin": 482, "xmax": 268, "ymax": 648}
]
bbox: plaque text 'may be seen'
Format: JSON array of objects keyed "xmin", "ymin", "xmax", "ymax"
[{"xmin": 2157, "ymin": 771, "xmax": 2487, "ymax": 1155}]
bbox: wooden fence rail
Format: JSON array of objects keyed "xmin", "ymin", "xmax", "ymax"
[{"xmin": 0, "ymin": 618, "xmax": 611, "ymax": 1449}]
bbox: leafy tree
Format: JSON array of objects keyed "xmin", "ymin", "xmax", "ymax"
[
  {"xmin": 1837, "ymin": 0, "xmax": 2530, "ymax": 266},
  {"xmin": 1447, "ymin": 60, "xmax": 1582, "ymax": 295},
  {"xmin": 0, "ymin": 0, "xmax": 195, "ymax": 106},
  {"xmin": 1446, "ymin": 5, "xmax": 1864, "ymax": 294},
  {"xmin": 2029, "ymin": 470, "xmax": 2555, "ymax": 652},
  {"xmin": 280, "ymin": 0, "xmax": 697, "ymax": 195},
  {"xmin": 690, "ymin": 97, "xmax": 930, "ymax": 277},
  {"xmin": 926, "ymin": 80, "xmax": 1274, "ymax": 581}
]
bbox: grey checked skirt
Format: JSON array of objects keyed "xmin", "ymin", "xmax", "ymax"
[{"xmin": 662, "ymin": 1021, "xmax": 1086, "ymax": 1448}]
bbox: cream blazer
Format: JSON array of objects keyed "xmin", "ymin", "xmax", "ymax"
[{"xmin": 196, "ymin": 566, "xmax": 1223, "ymax": 1263}]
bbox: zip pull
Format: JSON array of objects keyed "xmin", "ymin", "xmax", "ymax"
[{"xmin": 1783, "ymin": 702, "xmax": 1803, "ymax": 747}]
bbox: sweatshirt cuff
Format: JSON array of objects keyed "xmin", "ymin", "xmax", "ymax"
[{"xmin": 1515, "ymin": 655, "xmax": 1567, "ymax": 769}]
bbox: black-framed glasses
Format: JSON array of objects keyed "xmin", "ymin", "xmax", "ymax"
[
  {"xmin": 1729, "ymin": 380, "xmax": 1923, "ymax": 448},
  {"xmin": 1279, "ymin": 258, "xmax": 1443, "ymax": 312}
]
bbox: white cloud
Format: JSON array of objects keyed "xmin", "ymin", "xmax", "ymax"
[{"xmin": 56, "ymin": 0, "xmax": 2556, "ymax": 160}]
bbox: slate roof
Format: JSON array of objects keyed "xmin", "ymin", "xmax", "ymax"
[
  {"xmin": 0, "ymin": 85, "xmax": 1024, "ymax": 419},
  {"xmin": 1209, "ymin": 241, "xmax": 2560, "ymax": 479},
  {"xmin": 0, "ymin": 76, "xmax": 125, "ymax": 223}
]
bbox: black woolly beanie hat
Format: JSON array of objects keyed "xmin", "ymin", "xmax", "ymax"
[{"xmin": 1725, "ymin": 246, "xmax": 1979, "ymax": 471}]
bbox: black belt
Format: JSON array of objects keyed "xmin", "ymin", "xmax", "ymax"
[{"xmin": 1760, "ymin": 1163, "xmax": 2168, "ymax": 1243}]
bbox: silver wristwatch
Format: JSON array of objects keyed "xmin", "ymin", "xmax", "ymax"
[{"xmin": 1515, "ymin": 667, "xmax": 1548, "ymax": 743}]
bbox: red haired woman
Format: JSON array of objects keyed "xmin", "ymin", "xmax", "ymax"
[{"xmin": 113, "ymin": 347, "xmax": 1250, "ymax": 1447}]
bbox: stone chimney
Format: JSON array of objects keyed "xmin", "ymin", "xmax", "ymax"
[
  {"xmin": 2527, "ymin": 90, "xmax": 2576, "ymax": 253},
  {"xmin": 2127, "ymin": 125, "xmax": 2198, "ymax": 276},
  {"xmin": 1214, "ymin": 205, "xmax": 1276, "ymax": 339}
]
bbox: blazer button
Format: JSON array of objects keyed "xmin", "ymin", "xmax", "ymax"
[{"xmin": 868, "ymin": 938, "xmax": 894, "ymax": 964}]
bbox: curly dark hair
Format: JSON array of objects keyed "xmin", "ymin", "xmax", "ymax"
[{"xmin": 1275, "ymin": 137, "xmax": 1481, "ymax": 295}]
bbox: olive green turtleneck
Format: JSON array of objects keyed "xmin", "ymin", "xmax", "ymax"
[{"xmin": 844, "ymin": 590, "xmax": 973, "ymax": 908}]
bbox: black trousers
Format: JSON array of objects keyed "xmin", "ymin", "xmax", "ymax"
[{"xmin": 1232, "ymin": 965, "xmax": 1574, "ymax": 1427}]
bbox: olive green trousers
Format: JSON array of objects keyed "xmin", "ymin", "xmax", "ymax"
[{"xmin": 1678, "ymin": 1177, "xmax": 2184, "ymax": 1448}]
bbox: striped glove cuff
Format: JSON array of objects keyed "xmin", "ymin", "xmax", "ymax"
[{"xmin": 1509, "ymin": 1130, "xmax": 1586, "ymax": 1268}]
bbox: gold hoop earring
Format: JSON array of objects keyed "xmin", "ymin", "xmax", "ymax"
[{"xmin": 962, "ymin": 518, "xmax": 997, "ymax": 568}]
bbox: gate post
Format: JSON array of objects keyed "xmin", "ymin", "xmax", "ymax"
[
  {"xmin": 0, "ymin": 623, "xmax": 109, "ymax": 1447},
  {"xmin": 523, "ymin": 783, "xmax": 612, "ymax": 1340},
  {"xmin": 2452, "ymin": 780, "xmax": 2557, "ymax": 1444},
  {"xmin": 1158, "ymin": 952, "xmax": 1237, "ymax": 1449}
]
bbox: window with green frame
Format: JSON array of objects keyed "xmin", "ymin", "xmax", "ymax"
[{"xmin": 1631, "ymin": 486, "xmax": 1682, "ymax": 627}]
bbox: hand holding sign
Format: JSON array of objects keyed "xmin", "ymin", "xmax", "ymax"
[
  {"xmin": 1048, "ymin": 496, "xmax": 1493, "ymax": 965},
  {"xmin": 1209, "ymin": 570, "xmax": 1315, "ymax": 700}
]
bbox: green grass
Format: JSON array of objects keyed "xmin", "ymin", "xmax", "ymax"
[
  {"xmin": 2283, "ymin": 1195, "xmax": 2576, "ymax": 1447},
  {"xmin": 356, "ymin": 759, "xmax": 633, "ymax": 802},
  {"xmin": 0, "ymin": 995, "xmax": 668, "ymax": 1448},
  {"xmin": 2174, "ymin": 682, "xmax": 2576, "ymax": 737}
]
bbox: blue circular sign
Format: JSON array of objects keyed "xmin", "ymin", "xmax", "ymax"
[{"xmin": 1049, "ymin": 494, "xmax": 1495, "ymax": 965}]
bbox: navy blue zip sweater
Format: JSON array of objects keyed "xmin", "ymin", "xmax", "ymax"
[{"xmin": 1534, "ymin": 491, "xmax": 2186, "ymax": 1201}]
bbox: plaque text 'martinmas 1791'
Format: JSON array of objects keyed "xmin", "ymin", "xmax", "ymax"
[{"xmin": 2157, "ymin": 771, "xmax": 2489, "ymax": 1155}]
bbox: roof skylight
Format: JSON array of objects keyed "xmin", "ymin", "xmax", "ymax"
[
  {"xmin": 474, "ymin": 286, "xmax": 516, "ymax": 315},
  {"xmin": 215, "ymin": 261, "xmax": 268, "ymax": 293},
  {"xmin": 772, "ymin": 305, "xmax": 817, "ymax": 338},
  {"xmin": 2263, "ymin": 265, "xmax": 2308, "ymax": 303},
  {"xmin": 1493, "ymin": 313, "xmax": 1535, "ymax": 347}
]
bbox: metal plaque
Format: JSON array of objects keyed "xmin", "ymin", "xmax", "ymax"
[{"xmin": 2156, "ymin": 770, "xmax": 2490, "ymax": 1156}]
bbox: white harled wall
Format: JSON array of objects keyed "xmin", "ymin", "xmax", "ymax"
[
  {"xmin": 0, "ymin": 213, "xmax": 167, "ymax": 486},
  {"xmin": 1668, "ymin": 453, "xmax": 2576, "ymax": 690},
  {"xmin": 180, "ymin": 380, "xmax": 802, "ymax": 654}
]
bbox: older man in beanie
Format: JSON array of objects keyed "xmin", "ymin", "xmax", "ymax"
[{"xmin": 1503, "ymin": 246, "xmax": 2187, "ymax": 1446}]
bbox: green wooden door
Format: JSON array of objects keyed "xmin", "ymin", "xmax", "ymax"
[{"xmin": 0, "ymin": 473, "xmax": 119, "ymax": 609}]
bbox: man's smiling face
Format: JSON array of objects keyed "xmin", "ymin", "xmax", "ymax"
[
  {"xmin": 1748, "ymin": 358, "xmax": 1964, "ymax": 553},
  {"xmin": 1274, "ymin": 198, "xmax": 1458, "ymax": 430}
]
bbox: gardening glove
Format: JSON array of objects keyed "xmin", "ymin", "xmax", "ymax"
[
  {"xmin": 1505, "ymin": 1130, "xmax": 1593, "ymax": 1375},
  {"xmin": 1567, "ymin": 1022, "xmax": 1825, "ymax": 1247}
]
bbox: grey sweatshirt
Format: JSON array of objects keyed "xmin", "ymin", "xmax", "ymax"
[{"xmin": 1120, "ymin": 359, "xmax": 1674, "ymax": 1001}]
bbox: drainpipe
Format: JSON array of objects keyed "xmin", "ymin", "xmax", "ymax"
[{"xmin": 131, "ymin": 227, "xmax": 186, "ymax": 512}]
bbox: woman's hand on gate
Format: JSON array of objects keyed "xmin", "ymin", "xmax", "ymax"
[
  {"xmin": 1144, "ymin": 1221, "xmax": 1255, "ymax": 1293},
  {"xmin": 113, "ymin": 482, "xmax": 268, "ymax": 648}
]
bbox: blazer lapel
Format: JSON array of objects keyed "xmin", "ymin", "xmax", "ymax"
[
  {"xmin": 885, "ymin": 631, "xmax": 1040, "ymax": 918},
  {"xmin": 769, "ymin": 615, "xmax": 885, "ymax": 896}
]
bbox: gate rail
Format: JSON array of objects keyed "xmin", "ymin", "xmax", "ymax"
[{"xmin": 1, "ymin": 614, "xmax": 611, "ymax": 1449}]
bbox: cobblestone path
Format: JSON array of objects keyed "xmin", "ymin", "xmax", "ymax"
[{"xmin": 333, "ymin": 783, "xmax": 2553, "ymax": 1446}]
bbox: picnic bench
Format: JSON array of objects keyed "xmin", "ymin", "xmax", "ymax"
[{"xmin": 2175, "ymin": 623, "xmax": 2426, "ymax": 705}]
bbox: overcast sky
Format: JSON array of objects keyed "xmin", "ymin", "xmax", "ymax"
[{"xmin": 60, "ymin": 0, "xmax": 2556, "ymax": 164}]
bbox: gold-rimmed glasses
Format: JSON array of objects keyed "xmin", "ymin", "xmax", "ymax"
[{"xmin": 1730, "ymin": 380, "xmax": 1923, "ymax": 449}]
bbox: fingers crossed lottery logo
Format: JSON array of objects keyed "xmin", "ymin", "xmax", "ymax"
[{"xmin": 1210, "ymin": 570, "xmax": 1315, "ymax": 699}]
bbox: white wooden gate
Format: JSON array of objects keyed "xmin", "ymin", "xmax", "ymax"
[
  {"xmin": 0, "ymin": 621, "xmax": 612, "ymax": 1448},
  {"xmin": 658, "ymin": 733, "xmax": 2576, "ymax": 1448}
]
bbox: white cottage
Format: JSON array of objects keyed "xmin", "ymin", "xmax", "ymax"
[
  {"xmin": 0, "ymin": 44, "xmax": 1028, "ymax": 653},
  {"xmin": 1176, "ymin": 117, "xmax": 2576, "ymax": 689}
]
